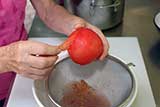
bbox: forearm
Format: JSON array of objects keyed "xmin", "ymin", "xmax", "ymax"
[{"xmin": 31, "ymin": 0, "xmax": 82, "ymax": 35}]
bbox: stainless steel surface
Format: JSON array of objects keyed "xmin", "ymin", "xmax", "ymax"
[
  {"xmin": 34, "ymin": 55, "xmax": 137, "ymax": 107},
  {"xmin": 64, "ymin": 0, "xmax": 125, "ymax": 30},
  {"xmin": 154, "ymin": 12, "xmax": 160, "ymax": 29},
  {"xmin": 29, "ymin": 0, "xmax": 160, "ymax": 106}
]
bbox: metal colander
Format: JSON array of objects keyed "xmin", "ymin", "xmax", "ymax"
[{"xmin": 45, "ymin": 55, "xmax": 137, "ymax": 107}]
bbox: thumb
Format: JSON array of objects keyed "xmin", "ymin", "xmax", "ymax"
[
  {"xmin": 72, "ymin": 21, "xmax": 86, "ymax": 32},
  {"xmin": 27, "ymin": 41, "xmax": 61, "ymax": 55},
  {"xmin": 74, "ymin": 23, "xmax": 86, "ymax": 30}
]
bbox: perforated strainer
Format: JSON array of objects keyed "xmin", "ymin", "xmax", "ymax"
[{"xmin": 33, "ymin": 55, "xmax": 137, "ymax": 107}]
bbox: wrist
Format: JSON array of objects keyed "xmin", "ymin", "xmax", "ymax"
[
  {"xmin": 0, "ymin": 44, "xmax": 17, "ymax": 72},
  {"xmin": 0, "ymin": 60, "xmax": 10, "ymax": 73}
]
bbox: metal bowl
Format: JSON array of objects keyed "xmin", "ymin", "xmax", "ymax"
[{"xmin": 33, "ymin": 55, "xmax": 138, "ymax": 107}]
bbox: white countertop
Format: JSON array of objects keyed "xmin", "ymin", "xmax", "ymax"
[{"xmin": 7, "ymin": 37, "xmax": 156, "ymax": 107}]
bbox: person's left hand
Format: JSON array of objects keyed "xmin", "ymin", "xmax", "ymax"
[{"xmin": 70, "ymin": 17, "xmax": 109, "ymax": 60}]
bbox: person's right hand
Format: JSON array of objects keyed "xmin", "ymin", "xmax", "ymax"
[{"xmin": 0, "ymin": 40, "xmax": 61, "ymax": 80}]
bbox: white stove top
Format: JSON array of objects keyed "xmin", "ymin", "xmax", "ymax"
[{"xmin": 7, "ymin": 37, "xmax": 156, "ymax": 107}]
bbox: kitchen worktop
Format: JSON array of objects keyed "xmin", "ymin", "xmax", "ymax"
[
  {"xmin": 28, "ymin": 0, "xmax": 160, "ymax": 106},
  {"xmin": 7, "ymin": 37, "xmax": 156, "ymax": 107}
]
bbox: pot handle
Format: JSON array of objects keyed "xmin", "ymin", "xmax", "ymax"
[
  {"xmin": 89, "ymin": 0, "xmax": 121, "ymax": 15},
  {"xmin": 91, "ymin": 0, "xmax": 96, "ymax": 6},
  {"xmin": 102, "ymin": 0, "xmax": 121, "ymax": 12},
  {"xmin": 113, "ymin": 0, "xmax": 121, "ymax": 12},
  {"xmin": 89, "ymin": 0, "xmax": 96, "ymax": 16},
  {"xmin": 127, "ymin": 63, "xmax": 136, "ymax": 67}
]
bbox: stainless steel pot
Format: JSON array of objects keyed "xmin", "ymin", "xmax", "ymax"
[{"xmin": 64, "ymin": 0, "xmax": 125, "ymax": 30}]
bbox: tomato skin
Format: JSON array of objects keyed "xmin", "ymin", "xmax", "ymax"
[
  {"xmin": 59, "ymin": 29, "xmax": 80, "ymax": 51},
  {"xmin": 68, "ymin": 28, "xmax": 103, "ymax": 65}
]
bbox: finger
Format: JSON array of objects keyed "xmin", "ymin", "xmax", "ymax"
[
  {"xmin": 26, "ymin": 65, "xmax": 54, "ymax": 76},
  {"xmin": 73, "ymin": 23, "xmax": 86, "ymax": 32},
  {"xmin": 20, "ymin": 73, "xmax": 45, "ymax": 80},
  {"xmin": 16, "ymin": 62, "xmax": 54, "ymax": 76},
  {"xmin": 71, "ymin": 18, "xmax": 87, "ymax": 33},
  {"xmin": 86, "ymin": 24, "xmax": 109, "ymax": 60},
  {"xmin": 98, "ymin": 33, "xmax": 109, "ymax": 60},
  {"xmin": 59, "ymin": 28, "xmax": 81, "ymax": 51},
  {"xmin": 99, "ymin": 44, "xmax": 109, "ymax": 60},
  {"xmin": 27, "ymin": 55, "xmax": 58, "ymax": 69},
  {"xmin": 43, "ymin": 66, "xmax": 54, "ymax": 77},
  {"xmin": 10, "ymin": 56, "xmax": 55, "ymax": 78},
  {"xmin": 27, "ymin": 40, "xmax": 61, "ymax": 55}
]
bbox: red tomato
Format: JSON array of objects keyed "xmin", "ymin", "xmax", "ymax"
[
  {"xmin": 59, "ymin": 28, "xmax": 103, "ymax": 65},
  {"xmin": 59, "ymin": 29, "xmax": 80, "ymax": 51}
]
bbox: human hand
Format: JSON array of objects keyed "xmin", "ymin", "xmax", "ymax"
[
  {"xmin": 70, "ymin": 17, "xmax": 109, "ymax": 60},
  {"xmin": 1, "ymin": 40, "xmax": 61, "ymax": 80}
]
